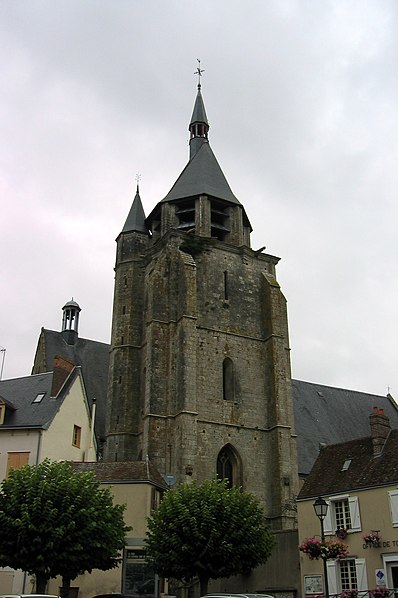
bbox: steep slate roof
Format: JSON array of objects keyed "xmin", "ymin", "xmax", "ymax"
[
  {"xmin": 190, "ymin": 86, "xmax": 208, "ymax": 126},
  {"xmin": 72, "ymin": 460, "xmax": 168, "ymax": 489},
  {"xmin": 298, "ymin": 429, "xmax": 398, "ymax": 499},
  {"xmin": 161, "ymin": 142, "xmax": 242, "ymax": 206},
  {"xmin": 122, "ymin": 186, "xmax": 148, "ymax": 234},
  {"xmin": 293, "ymin": 379, "xmax": 398, "ymax": 477},
  {"xmin": 0, "ymin": 371, "xmax": 65, "ymax": 429},
  {"xmin": 145, "ymin": 84, "xmax": 252, "ymax": 230},
  {"xmin": 34, "ymin": 329, "xmax": 109, "ymax": 439}
]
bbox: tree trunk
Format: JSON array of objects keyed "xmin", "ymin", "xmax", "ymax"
[
  {"xmin": 199, "ymin": 575, "xmax": 210, "ymax": 596},
  {"xmin": 60, "ymin": 576, "xmax": 71, "ymax": 598},
  {"xmin": 35, "ymin": 571, "xmax": 48, "ymax": 594}
]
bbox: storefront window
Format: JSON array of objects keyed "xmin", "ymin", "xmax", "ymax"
[{"xmin": 124, "ymin": 548, "xmax": 157, "ymax": 598}]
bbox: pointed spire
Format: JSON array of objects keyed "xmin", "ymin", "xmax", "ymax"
[
  {"xmin": 122, "ymin": 183, "xmax": 148, "ymax": 234},
  {"xmin": 189, "ymin": 61, "xmax": 209, "ymax": 160}
]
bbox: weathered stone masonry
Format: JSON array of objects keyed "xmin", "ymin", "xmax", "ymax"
[{"xmin": 105, "ymin": 83, "xmax": 299, "ymax": 532}]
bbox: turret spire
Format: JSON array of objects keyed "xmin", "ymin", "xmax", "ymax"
[
  {"xmin": 189, "ymin": 60, "xmax": 209, "ymax": 159},
  {"xmin": 122, "ymin": 178, "xmax": 147, "ymax": 234}
]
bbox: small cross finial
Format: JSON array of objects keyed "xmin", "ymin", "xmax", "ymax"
[
  {"xmin": 194, "ymin": 58, "xmax": 205, "ymax": 88},
  {"xmin": 135, "ymin": 173, "xmax": 141, "ymax": 192}
]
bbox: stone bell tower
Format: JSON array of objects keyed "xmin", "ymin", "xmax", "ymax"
[{"xmin": 105, "ymin": 79, "xmax": 299, "ymax": 530}]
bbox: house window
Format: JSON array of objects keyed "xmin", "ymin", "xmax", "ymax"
[
  {"xmin": 6, "ymin": 452, "xmax": 30, "ymax": 477},
  {"xmin": 0, "ymin": 402, "xmax": 5, "ymax": 425},
  {"xmin": 340, "ymin": 559, "xmax": 358, "ymax": 590},
  {"xmin": 335, "ymin": 499, "xmax": 352, "ymax": 530},
  {"xmin": 323, "ymin": 495, "xmax": 361, "ymax": 535},
  {"xmin": 72, "ymin": 425, "xmax": 81, "ymax": 448},
  {"xmin": 151, "ymin": 487, "xmax": 161, "ymax": 512},
  {"xmin": 388, "ymin": 490, "xmax": 398, "ymax": 527},
  {"xmin": 327, "ymin": 558, "xmax": 367, "ymax": 595}
]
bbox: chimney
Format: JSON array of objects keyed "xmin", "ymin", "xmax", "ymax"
[
  {"xmin": 51, "ymin": 355, "xmax": 75, "ymax": 396},
  {"xmin": 370, "ymin": 406, "xmax": 391, "ymax": 456}
]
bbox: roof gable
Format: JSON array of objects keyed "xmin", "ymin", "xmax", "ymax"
[
  {"xmin": 35, "ymin": 329, "xmax": 109, "ymax": 439},
  {"xmin": 298, "ymin": 429, "xmax": 398, "ymax": 499}
]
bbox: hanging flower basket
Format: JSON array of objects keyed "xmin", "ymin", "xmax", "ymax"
[
  {"xmin": 299, "ymin": 537, "xmax": 350, "ymax": 560},
  {"xmin": 326, "ymin": 539, "xmax": 350, "ymax": 559},
  {"xmin": 363, "ymin": 531, "xmax": 382, "ymax": 546},
  {"xmin": 299, "ymin": 537, "xmax": 323, "ymax": 559},
  {"xmin": 336, "ymin": 527, "xmax": 349, "ymax": 540}
]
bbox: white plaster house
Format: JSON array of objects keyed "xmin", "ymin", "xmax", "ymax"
[{"xmin": 0, "ymin": 355, "xmax": 97, "ymax": 593}]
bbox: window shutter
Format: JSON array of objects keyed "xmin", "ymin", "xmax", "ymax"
[
  {"xmin": 327, "ymin": 560, "xmax": 338, "ymax": 595},
  {"xmin": 349, "ymin": 496, "xmax": 361, "ymax": 531},
  {"xmin": 324, "ymin": 500, "xmax": 333, "ymax": 535},
  {"xmin": 388, "ymin": 490, "xmax": 398, "ymax": 527},
  {"xmin": 355, "ymin": 558, "xmax": 367, "ymax": 591}
]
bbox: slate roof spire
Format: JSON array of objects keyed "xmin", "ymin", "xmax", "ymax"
[
  {"xmin": 158, "ymin": 78, "xmax": 242, "ymax": 207},
  {"xmin": 122, "ymin": 182, "xmax": 148, "ymax": 234},
  {"xmin": 189, "ymin": 81, "xmax": 209, "ymax": 160}
]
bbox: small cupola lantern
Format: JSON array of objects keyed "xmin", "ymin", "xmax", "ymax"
[{"xmin": 61, "ymin": 298, "xmax": 81, "ymax": 345}]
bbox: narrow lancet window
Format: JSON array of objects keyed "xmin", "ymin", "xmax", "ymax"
[
  {"xmin": 223, "ymin": 357, "xmax": 234, "ymax": 401},
  {"xmin": 223, "ymin": 271, "xmax": 228, "ymax": 300}
]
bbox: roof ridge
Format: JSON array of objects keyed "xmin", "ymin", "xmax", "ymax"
[{"xmin": 293, "ymin": 378, "xmax": 387, "ymax": 398}]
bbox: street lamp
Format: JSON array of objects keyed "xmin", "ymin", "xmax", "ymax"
[{"xmin": 313, "ymin": 497, "xmax": 329, "ymax": 598}]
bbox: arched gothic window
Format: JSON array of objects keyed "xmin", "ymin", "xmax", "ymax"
[
  {"xmin": 223, "ymin": 357, "xmax": 234, "ymax": 401},
  {"xmin": 216, "ymin": 444, "xmax": 242, "ymax": 488}
]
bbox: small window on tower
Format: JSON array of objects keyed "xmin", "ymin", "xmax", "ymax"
[
  {"xmin": 223, "ymin": 271, "xmax": 228, "ymax": 300},
  {"xmin": 223, "ymin": 357, "xmax": 234, "ymax": 401}
]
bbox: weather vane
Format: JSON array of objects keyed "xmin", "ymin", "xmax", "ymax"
[
  {"xmin": 194, "ymin": 58, "xmax": 204, "ymax": 88},
  {"xmin": 135, "ymin": 172, "xmax": 141, "ymax": 191}
]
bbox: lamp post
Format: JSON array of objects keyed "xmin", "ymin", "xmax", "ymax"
[{"xmin": 314, "ymin": 496, "xmax": 329, "ymax": 598}]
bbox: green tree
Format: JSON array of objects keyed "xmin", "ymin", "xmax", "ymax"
[
  {"xmin": 145, "ymin": 478, "xmax": 275, "ymax": 595},
  {"xmin": 0, "ymin": 459, "xmax": 129, "ymax": 598}
]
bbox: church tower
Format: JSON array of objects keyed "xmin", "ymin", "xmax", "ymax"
[{"xmin": 105, "ymin": 79, "xmax": 299, "ymax": 530}]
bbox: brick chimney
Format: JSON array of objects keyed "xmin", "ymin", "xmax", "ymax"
[
  {"xmin": 51, "ymin": 355, "xmax": 75, "ymax": 397},
  {"xmin": 370, "ymin": 406, "xmax": 391, "ymax": 456}
]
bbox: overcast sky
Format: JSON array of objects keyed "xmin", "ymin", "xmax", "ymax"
[{"xmin": 1, "ymin": 0, "xmax": 397, "ymax": 399}]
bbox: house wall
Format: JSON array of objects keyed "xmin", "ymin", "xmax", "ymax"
[
  {"xmin": 297, "ymin": 485, "xmax": 398, "ymax": 597},
  {"xmin": 0, "ymin": 372, "xmax": 96, "ymax": 595},
  {"xmin": 0, "ymin": 429, "xmax": 42, "ymax": 479},
  {"xmin": 41, "ymin": 375, "xmax": 96, "ymax": 462},
  {"xmin": 45, "ymin": 481, "xmax": 159, "ymax": 598}
]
